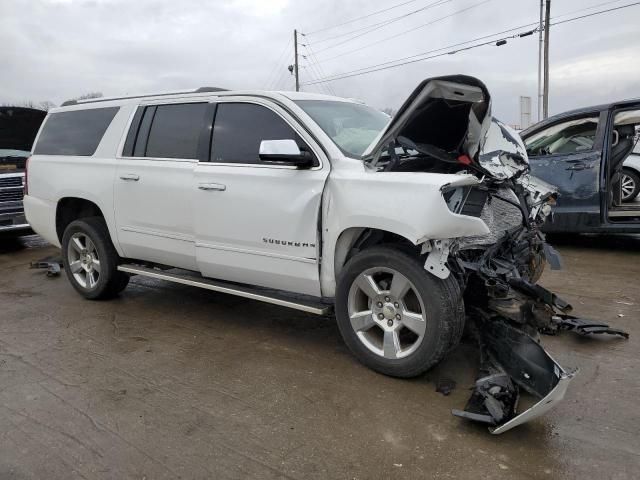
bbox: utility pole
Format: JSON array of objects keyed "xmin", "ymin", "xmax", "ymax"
[
  {"xmin": 537, "ymin": 0, "xmax": 544, "ymax": 122},
  {"xmin": 542, "ymin": 0, "xmax": 551, "ymax": 119},
  {"xmin": 294, "ymin": 29, "xmax": 300, "ymax": 92}
]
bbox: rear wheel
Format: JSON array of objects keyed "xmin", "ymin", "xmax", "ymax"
[
  {"xmin": 335, "ymin": 246, "xmax": 464, "ymax": 378},
  {"xmin": 61, "ymin": 217, "xmax": 129, "ymax": 299},
  {"xmin": 621, "ymin": 169, "xmax": 640, "ymax": 202}
]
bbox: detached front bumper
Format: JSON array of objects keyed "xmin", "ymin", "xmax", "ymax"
[
  {"xmin": 492, "ymin": 368, "xmax": 573, "ymax": 435},
  {"xmin": 452, "ymin": 316, "xmax": 576, "ymax": 434}
]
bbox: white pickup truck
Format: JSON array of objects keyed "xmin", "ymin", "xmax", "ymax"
[
  {"xmin": 0, "ymin": 106, "xmax": 46, "ymax": 236},
  {"xmin": 25, "ymin": 75, "xmax": 626, "ymax": 433}
]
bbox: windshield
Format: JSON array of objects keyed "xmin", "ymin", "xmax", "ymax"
[{"xmin": 295, "ymin": 100, "xmax": 389, "ymax": 157}]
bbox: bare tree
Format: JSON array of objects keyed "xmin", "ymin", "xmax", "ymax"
[
  {"xmin": 0, "ymin": 100, "xmax": 55, "ymax": 110},
  {"xmin": 39, "ymin": 101, "xmax": 56, "ymax": 111}
]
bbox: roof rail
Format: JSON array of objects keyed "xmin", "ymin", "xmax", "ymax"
[
  {"xmin": 195, "ymin": 87, "xmax": 228, "ymax": 92},
  {"xmin": 58, "ymin": 87, "xmax": 229, "ymax": 108}
]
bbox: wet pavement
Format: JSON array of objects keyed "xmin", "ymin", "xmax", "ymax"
[{"xmin": 0, "ymin": 234, "xmax": 638, "ymax": 479}]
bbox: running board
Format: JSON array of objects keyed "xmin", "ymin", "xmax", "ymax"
[
  {"xmin": 117, "ymin": 264, "xmax": 332, "ymax": 315},
  {"xmin": 608, "ymin": 209, "xmax": 640, "ymax": 217}
]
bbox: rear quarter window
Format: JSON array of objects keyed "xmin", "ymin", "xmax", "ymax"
[{"xmin": 33, "ymin": 107, "xmax": 119, "ymax": 156}]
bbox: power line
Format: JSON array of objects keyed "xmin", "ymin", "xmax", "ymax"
[
  {"xmin": 300, "ymin": 47, "xmax": 335, "ymax": 95},
  {"xmin": 269, "ymin": 66, "xmax": 286, "ymax": 90},
  {"xmin": 311, "ymin": 0, "xmax": 452, "ymax": 54},
  {"xmin": 313, "ymin": 0, "xmax": 626, "ymax": 65},
  {"xmin": 300, "ymin": 66, "xmax": 328, "ymax": 94},
  {"xmin": 302, "ymin": 1, "xmax": 640, "ymax": 85},
  {"xmin": 305, "ymin": 0, "xmax": 426, "ymax": 36},
  {"xmin": 314, "ymin": 0, "xmax": 492, "ymax": 61},
  {"xmin": 304, "ymin": 0, "xmax": 450, "ymax": 46},
  {"xmin": 303, "ymin": 29, "xmax": 536, "ymax": 85},
  {"xmin": 553, "ymin": 0, "xmax": 628, "ymax": 19},
  {"xmin": 270, "ymin": 65, "xmax": 291, "ymax": 90},
  {"xmin": 302, "ymin": 43, "xmax": 339, "ymax": 96},
  {"xmin": 315, "ymin": 22, "xmax": 540, "ymax": 79},
  {"xmin": 264, "ymin": 37, "xmax": 293, "ymax": 89},
  {"xmin": 551, "ymin": 0, "xmax": 640, "ymax": 25},
  {"xmin": 276, "ymin": 0, "xmax": 629, "ymax": 91},
  {"xmin": 265, "ymin": 38, "xmax": 292, "ymax": 89}
]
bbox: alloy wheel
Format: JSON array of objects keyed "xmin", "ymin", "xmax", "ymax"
[
  {"xmin": 67, "ymin": 232, "xmax": 101, "ymax": 289},
  {"xmin": 347, "ymin": 267, "xmax": 427, "ymax": 359},
  {"xmin": 621, "ymin": 173, "xmax": 636, "ymax": 201}
]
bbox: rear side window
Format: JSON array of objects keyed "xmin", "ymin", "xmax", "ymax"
[
  {"xmin": 211, "ymin": 103, "xmax": 307, "ymax": 164},
  {"xmin": 34, "ymin": 107, "xmax": 119, "ymax": 156},
  {"xmin": 129, "ymin": 103, "xmax": 207, "ymax": 159}
]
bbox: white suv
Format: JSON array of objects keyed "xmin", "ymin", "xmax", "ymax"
[{"xmin": 26, "ymin": 75, "xmax": 607, "ymax": 433}]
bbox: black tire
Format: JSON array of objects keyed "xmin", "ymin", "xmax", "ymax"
[
  {"xmin": 61, "ymin": 216, "xmax": 129, "ymax": 300},
  {"xmin": 621, "ymin": 168, "xmax": 640, "ymax": 203},
  {"xmin": 335, "ymin": 246, "xmax": 464, "ymax": 378}
]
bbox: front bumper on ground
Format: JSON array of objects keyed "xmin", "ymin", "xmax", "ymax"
[
  {"xmin": 491, "ymin": 367, "xmax": 573, "ymax": 435},
  {"xmin": 451, "ymin": 315, "xmax": 577, "ymax": 434},
  {"xmin": 451, "ymin": 279, "xmax": 627, "ymax": 434}
]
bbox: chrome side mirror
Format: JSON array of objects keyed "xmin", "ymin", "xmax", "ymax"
[{"xmin": 259, "ymin": 139, "xmax": 313, "ymax": 168}]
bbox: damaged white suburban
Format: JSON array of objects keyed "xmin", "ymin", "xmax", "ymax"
[
  {"xmin": 26, "ymin": 75, "xmax": 628, "ymax": 436},
  {"xmin": 328, "ymin": 75, "xmax": 628, "ymax": 433}
]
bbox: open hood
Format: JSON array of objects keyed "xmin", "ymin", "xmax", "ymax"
[
  {"xmin": 363, "ymin": 75, "xmax": 529, "ymax": 179},
  {"xmin": 0, "ymin": 106, "xmax": 47, "ymax": 152}
]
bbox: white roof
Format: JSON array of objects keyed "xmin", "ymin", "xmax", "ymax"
[
  {"xmin": 275, "ymin": 91, "xmax": 354, "ymax": 103},
  {"xmin": 52, "ymin": 88, "xmax": 357, "ymax": 113}
]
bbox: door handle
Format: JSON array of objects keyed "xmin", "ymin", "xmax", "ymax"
[
  {"xmin": 120, "ymin": 174, "xmax": 140, "ymax": 181},
  {"xmin": 198, "ymin": 183, "xmax": 226, "ymax": 191}
]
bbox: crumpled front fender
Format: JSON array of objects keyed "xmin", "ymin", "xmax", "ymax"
[{"xmin": 320, "ymin": 168, "xmax": 491, "ymax": 297}]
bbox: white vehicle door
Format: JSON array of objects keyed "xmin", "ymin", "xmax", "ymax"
[
  {"xmin": 193, "ymin": 99, "xmax": 329, "ymax": 296},
  {"xmin": 114, "ymin": 100, "xmax": 208, "ymax": 270}
]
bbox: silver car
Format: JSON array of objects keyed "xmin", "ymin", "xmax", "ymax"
[{"xmin": 622, "ymin": 141, "xmax": 640, "ymax": 202}]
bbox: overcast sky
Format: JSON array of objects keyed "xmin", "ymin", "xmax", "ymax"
[{"xmin": 2, "ymin": 0, "xmax": 639, "ymax": 126}]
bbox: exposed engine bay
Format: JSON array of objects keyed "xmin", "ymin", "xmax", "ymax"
[{"xmin": 363, "ymin": 75, "xmax": 629, "ymax": 433}]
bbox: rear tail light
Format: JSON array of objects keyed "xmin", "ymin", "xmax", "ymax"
[{"xmin": 24, "ymin": 156, "xmax": 30, "ymax": 195}]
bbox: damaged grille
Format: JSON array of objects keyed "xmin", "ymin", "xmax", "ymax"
[{"xmin": 458, "ymin": 188, "xmax": 523, "ymax": 249}]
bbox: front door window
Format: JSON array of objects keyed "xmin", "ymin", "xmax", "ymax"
[{"xmin": 524, "ymin": 116, "xmax": 599, "ymax": 157}]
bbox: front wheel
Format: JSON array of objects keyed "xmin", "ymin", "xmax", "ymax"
[
  {"xmin": 335, "ymin": 246, "xmax": 464, "ymax": 378},
  {"xmin": 61, "ymin": 217, "xmax": 129, "ymax": 300}
]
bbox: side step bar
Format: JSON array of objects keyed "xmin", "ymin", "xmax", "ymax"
[
  {"xmin": 117, "ymin": 264, "xmax": 332, "ymax": 315},
  {"xmin": 608, "ymin": 209, "xmax": 640, "ymax": 217}
]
